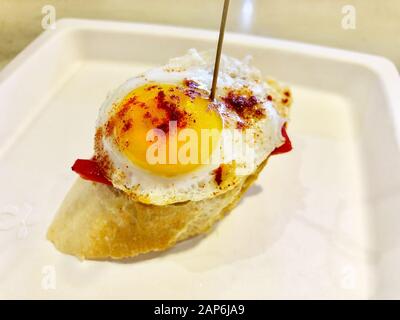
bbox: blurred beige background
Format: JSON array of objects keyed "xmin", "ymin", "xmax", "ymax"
[{"xmin": 0, "ymin": 0, "xmax": 399, "ymax": 70}]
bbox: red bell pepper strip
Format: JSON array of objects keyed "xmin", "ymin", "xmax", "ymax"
[
  {"xmin": 72, "ymin": 126, "xmax": 291, "ymax": 184},
  {"xmin": 71, "ymin": 159, "xmax": 112, "ymax": 186},
  {"xmin": 271, "ymin": 125, "xmax": 292, "ymax": 155}
]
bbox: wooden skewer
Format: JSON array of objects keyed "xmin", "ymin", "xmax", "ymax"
[{"xmin": 210, "ymin": 0, "xmax": 230, "ymax": 101}]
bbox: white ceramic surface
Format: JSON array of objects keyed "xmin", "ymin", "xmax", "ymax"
[{"xmin": 0, "ymin": 19, "xmax": 399, "ymax": 299}]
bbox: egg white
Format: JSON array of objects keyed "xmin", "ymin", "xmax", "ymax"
[{"xmin": 95, "ymin": 49, "xmax": 287, "ymax": 205}]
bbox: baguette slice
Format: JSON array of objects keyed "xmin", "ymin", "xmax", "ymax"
[{"xmin": 47, "ymin": 159, "xmax": 267, "ymax": 260}]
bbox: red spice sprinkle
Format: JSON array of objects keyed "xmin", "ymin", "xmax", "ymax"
[
  {"xmin": 151, "ymin": 117, "xmax": 159, "ymax": 125},
  {"xmin": 156, "ymin": 122, "xmax": 169, "ymax": 133},
  {"xmin": 223, "ymin": 91, "xmax": 265, "ymax": 121},
  {"xmin": 117, "ymin": 96, "xmax": 137, "ymax": 118},
  {"xmin": 183, "ymin": 79, "xmax": 199, "ymax": 88},
  {"xmin": 184, "ymin": 88, "xmax": 202, "ymax": 100},
  {"xmin": 121, "ymin": 119, "xmax": 133, "ymax": 133},
  {"xmin": 214, "ymin": 166, "xmax": 223, "ymax": 185},
  {"xmin": 144, "ymin": 111, "xmax": 151, "ymax": 119},
  {"xmin": 282, "ymin": 98, "xmax": 289, "ymax": 104},
  {"xmin": 170, "ymin": 94, "xmax": 180, "ymax": 102},
  {"xmin": 145, "ymin": 85, "xmax": 158, "ymax": 91},
  {"xmin": 156, "ymin": 90, "xmax": 188, "ymax": 133},
  {"xmin": 267, "ymin": 95, "xmax": 273, "ymax": 101},
  {"xmin": 284, "ymin": 91, "xmax": 291, "ymax": 97},
  {"xmin": 182, "ymin": 79, "xmax": 205, "ymax": 100},
  {"xmin": 236, "ymin": 121, "xmax": 245, "ymax": 130},
  {"xmin": 105, "ymin": 120, "xmax": 114, "ymax": 136}
]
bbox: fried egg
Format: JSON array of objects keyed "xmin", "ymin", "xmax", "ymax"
[{"xmin": 94, "ymin": 49, "xmax": 291, "ymax": 205}]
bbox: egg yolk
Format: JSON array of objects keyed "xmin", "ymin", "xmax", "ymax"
[{"xmin": 107, "ymin": 83, "xmax": 222, "ymax": 176}]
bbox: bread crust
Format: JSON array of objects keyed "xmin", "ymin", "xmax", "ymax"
[{"xmin": 47, "ymin": 159, "xmax": 267, "ymax": 260}]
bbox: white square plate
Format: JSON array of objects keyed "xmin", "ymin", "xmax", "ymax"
[{"xmin": 0, "ymin": 19, "xmax": 400, "ymax": 299}]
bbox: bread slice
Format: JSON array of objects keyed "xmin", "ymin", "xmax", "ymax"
[{"xmin": 47, "ymin": 159, "xmax": 267, "ymax": 260}]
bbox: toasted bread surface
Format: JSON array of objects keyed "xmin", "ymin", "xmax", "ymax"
[{"xmin": 47, "ymin": 159, "xmax": 267, "ymax": 260}]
